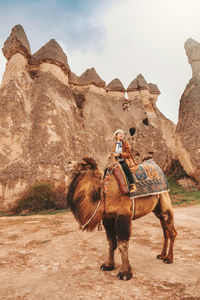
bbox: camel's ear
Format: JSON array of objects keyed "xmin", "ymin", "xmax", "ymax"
[{"xmin": 82, "ymin": 157, "xmax": 98, "ymax": 170}]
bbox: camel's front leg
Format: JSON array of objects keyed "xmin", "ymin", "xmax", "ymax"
[
  {"xmin": 115, "ymin": 215, "xmax": 132, "ymax": 280},
  {"xmin": 100, "ymin": 217, "xmax": 117, "ymax": 271}
]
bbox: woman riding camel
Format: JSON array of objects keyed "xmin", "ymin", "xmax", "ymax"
[{"xmin": 113, "ymin": 129, "xmax": 137, "ymax": 193}]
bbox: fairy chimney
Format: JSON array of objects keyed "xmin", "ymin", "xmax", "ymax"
[
  {"xmin": 2, "ymin": 24, "xmax": 31, "ymax": 60},
  {"xmin": 31, "ymin": 39, "xmax": 71, "ymax": 75},
  {"xmin": 78, "ymin": 67, "xmax": 106, "ymax": 87},
  {"xmin": 184, "ymin": 38, "xmax": 200, "ymax": 80},
  {"xmin": 105, "ymin": 78, "xmax": 125, "ymax": 99},
  {"xmin": 127, "ymin": 74, "xmax": 151, "ymax": 106},
  {"xmin": 0, "ymin": 24, "xmax": 178, "ymax": 210}
]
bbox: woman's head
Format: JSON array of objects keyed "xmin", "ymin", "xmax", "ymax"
[{"xmin": 114, "ymin": 129, "xmax": 125, "ymax": 140}]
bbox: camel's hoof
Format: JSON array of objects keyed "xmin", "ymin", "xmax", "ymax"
[
  {"xmin": 117, "ymin": 271, "xmax": 132, "ymax": 281},
  {"xmin": 157, "ymin": 254, "xmax": 165, "ymax": 260},
  {"xmin": 163, "ymin": 258, "xmax": 173, "ymax": 264},
  {"xmin": 100, "ymin": 263, "xmax": 115, "ymax": 271}
]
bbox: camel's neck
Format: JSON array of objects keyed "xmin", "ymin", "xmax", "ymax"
[{"xmin": 70, "ymin": 170, "xmax": 103, "ymax": 231}]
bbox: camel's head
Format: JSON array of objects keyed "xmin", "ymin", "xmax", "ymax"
[{"xmin": 67, "ymin": 157, "xmax": 98, "ymax": 178}]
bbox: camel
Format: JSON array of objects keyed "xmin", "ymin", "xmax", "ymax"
[{"xmin": 66, "ymin": 155, "xmax": 177, "ymax": 281}]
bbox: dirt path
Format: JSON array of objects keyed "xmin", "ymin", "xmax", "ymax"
[{"xmin": 0, "ymin": 205, "xmax": 200, "ymax": 300}]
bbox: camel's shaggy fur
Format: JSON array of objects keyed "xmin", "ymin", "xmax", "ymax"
[
  {"xmin": 67, "ymin": 157, "xmax": 103, "ymax": 231},
  {"xmin": 67, "ymin": 156, "xmax": 177, "ymax": 280}
]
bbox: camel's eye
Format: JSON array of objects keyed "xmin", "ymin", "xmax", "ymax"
[{"xmin": 68, "ymin": 161, "xmax": 72, "ymax": 164}]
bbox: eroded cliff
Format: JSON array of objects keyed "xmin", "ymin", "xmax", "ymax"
[{"xmin": 0, "ymin": 25, "xmax": 177, "ymax": 209}]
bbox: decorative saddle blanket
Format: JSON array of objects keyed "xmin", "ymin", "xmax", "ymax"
[{"xmin": 111, "ymin": 159, "xmax": 169, "ymax": 198}]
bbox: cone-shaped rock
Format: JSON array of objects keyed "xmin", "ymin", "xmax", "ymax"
[
  {"xmin": 149, "ymin": 83, "xmax": 161, "ymax": 95},
  {"xmin": 184, "ymin": 38, "xmax": 200, "ymax": 63},
  {"xmin": 69, "ymin": 72, "xmax": 81, "ymax": 85},
  {"xmin": 184, "ymin": 38, "xmax": 200, "ymax": 79},
  {"xmin": 2, "ymin": 24, "xmax": 31, "ymax": 60},
  {"xmin": 31, "ymin": 39, "xmax": 70, "ymax": 74},
  {"xmin": 106, "ymin": 78, "xmax": 125, "ymax": 92},
  {"xmin": 126, "ymin": 77, "xmax": 138, "ymax": 91},
  {"xmin": 126, "ymin": 74, "xmax": 149, "ymax": 92},
  {"xmin": 79, "ymin": 67, "xmax": 105, "ymax": 87}
]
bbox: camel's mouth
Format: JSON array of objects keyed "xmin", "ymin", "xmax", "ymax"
[{"xmin": 66, "ymin": 161, "xmax": 80, "ymax": 176}]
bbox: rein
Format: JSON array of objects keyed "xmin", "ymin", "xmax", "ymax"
[
  {"xmin": 79, "ymin": 198, "xmax": 101, "ymax": 230},
  {"xmin": 78, "ymin": 161, "xmax": 118, "ymax": 230}
]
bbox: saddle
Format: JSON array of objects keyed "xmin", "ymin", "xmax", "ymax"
[{"xmin": 105, "ymin": 159, "xmax": 169, "ymax": 198}]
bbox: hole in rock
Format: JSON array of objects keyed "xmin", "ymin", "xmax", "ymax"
[
  {"xmin": 73, "ymin": 93, "xmax": 85, "ymax": 109},
  {"xmin": 129, "ymin": 127, "xmax": 136, "ymax": 136},
  {"xmin": 29, "ymin": 71, "xmax": 38, "ymax": 79},
  {"xmin": 142, "ymin": 118, "xmax": 149, "ymax": 126}
]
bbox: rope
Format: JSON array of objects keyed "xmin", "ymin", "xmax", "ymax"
[
  {"xmin": 130, "ymin": 196, "xmax": 135, "ymax": 219},
  {"xmin": 80, "ymin": 198, "xmax": 101, "ymax": 230}
]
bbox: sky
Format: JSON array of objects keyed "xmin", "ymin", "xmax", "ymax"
[{"xmin": 0, "ymin": 0, "xmax": 200, "ymax": 124}]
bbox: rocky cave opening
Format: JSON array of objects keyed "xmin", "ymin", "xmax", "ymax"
[
  {"xmin": 129, "ymin": 127, "xmax": 136, "ymax": 136},
  {"xmin": 142, "ymin": 117, "xmax": 149, "ymax": 126}
]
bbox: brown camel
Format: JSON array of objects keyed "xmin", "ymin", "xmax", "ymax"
[{"xmin": 66, "ymin": 156, "xmax": 177, "ymax": 281}]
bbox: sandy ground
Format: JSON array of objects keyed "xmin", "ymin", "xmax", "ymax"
[{"xmin": 0, "ymin": 204, "xmax": 200, "ymax": 300}]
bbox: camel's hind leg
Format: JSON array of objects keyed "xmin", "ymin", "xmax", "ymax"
[
  {"xmin": 115, "ymin": 215, "xmax": 132, "ymax": 280},
  {"xmin": 153, "ymin": 192, "xmax": 177, "ymax": 264},
  {"xmin": 100, "ymin": 217, "xmax": 117, "ymax": 271}
]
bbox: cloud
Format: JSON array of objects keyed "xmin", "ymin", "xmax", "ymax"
[
  {"xmin": 0, "ymin": 0, "xmax": 111, "ymax": 84},
  {"xmin": 67, "ymin": 0, "xmax": 196, "ymax": 123},
  {"xmin": 0, "ymin": 0, "xmax": 113, "ymax": 53}
]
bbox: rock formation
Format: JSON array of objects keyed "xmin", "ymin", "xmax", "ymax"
[
  {"xmin": 0, "ymin": 25, "xmax": 177, "ymax": 210},
  {"xmin": 175, "ymin": 38, "xmax": 200, "ymax": 182},
  {"xmin": 106, "ymin": 78, "xmax": 125, "ymax": 92},
  {"xmin": 176, "ymin": 69, "xmax": 200, "ymax": 181},
  {"xmin": 184, "ymin": 38, "xmax": 200, "ymax": 80},
  {"xmin": 2, "ymin": 24, "xmax": 31, "ymax": 60},
  {"xmin": 79, "ymin": 67, "xmax": 105, "ymax": 87},
  {"xmin": 30, "ymin": 39, "xmax": 71, "ymax": 75},
  {"xmin": 126, "ymin": 74, "xmax": 176, "ymax": 169}
]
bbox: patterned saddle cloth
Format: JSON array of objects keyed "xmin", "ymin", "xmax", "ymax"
[{"xmin": 111, "ymin": 159, "xmax": 169, "ymax": 198}]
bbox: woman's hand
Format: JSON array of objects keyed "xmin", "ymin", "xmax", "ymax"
[{"xmin": 114, "ymin": 153, "xmax": 120, "ymax": 157}]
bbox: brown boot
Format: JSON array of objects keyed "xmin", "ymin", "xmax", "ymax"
[{"xmin": 130, "ymin": 183, "xmax": 137, "ymax": 193}]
